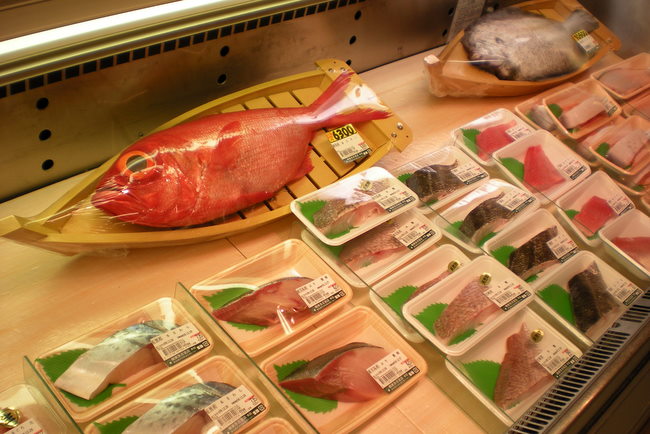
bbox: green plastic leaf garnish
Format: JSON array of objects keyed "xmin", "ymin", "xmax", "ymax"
[
  {"xmin": 397, "ymin": 173, "xmax": 413, "ymax": 183},
  {"xmin": 284, "ymin": 389, "xmax": 338, "ymax": 414},
  {"xmin": 326, "ymin": 228, "xmax": 352, "ymax": 239},
  {"xmin": 449, "ymin": 328, "xmax": 477, "ymax": 345},
  {"xmin": 548, "ymin": 103, "xmax": 563, "ymax": 118},
  {"xmin": 525, "ymin": 274, "xmax": 539, "ymax": 283},
  {"xmin": 463, "ymin": 360, "xmax": 502, "ymax": 401},
  {"xmin": 538, "ymin": 284, "xmax": 575, "ymax": 325},
  {"xmin": 491, "ymin": 245, "xmax": 516, "ymax": 267},
  {"xmin": 227, "ymin": 322, "xmax": 267, "ymax": 331},
  {"xmin": 596, "ymin": 142, "xmax": 610, "ymax": 157},
  {"xmin": 275, "ymin": 360, "xmax": 309, "ymax": 381},
  {"xmin": 297, "ymin": 200, "xmax": 327, "ymax": 224},
  {"xmin": 382, "ymin": 285, "xmax": 419, "ymax": 317},
  {"xmin": 446, "ymin": 221, "xmax": 464, "ymax": 238},
  {"xmin": 462, "ymin": 128, "xmax": 480, "ymax": 155},
  {"xmin": 415, "ymin": 303, "xmax": 447, "ymax": 335},
  {"xmin": 565, "ymin": 209, "xmax": 579, "ymax": 220},
  {"xmin": 204, "ymin": 287, "xmax": 253, "ymax": 310},
  {"xmin": 93, "ymin": 416, "xmax": 139, "ymax": 434},
  {"xmin": 478, "ymin": 232, "xmax": 497, "ymax": 247},
  {"xmin": 499, "ymin": 157, "xmax": 525, "ymax": 181}
]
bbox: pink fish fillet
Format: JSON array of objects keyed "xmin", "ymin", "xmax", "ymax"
[
  {"xmin": 476, "ymin": 120, "xmax": 517, "ymax": 159},
  {"xmin": 523, "ymin": 145, "xmax": 565, "ymax": 192},
  {"xmin": 407, "ymin": 269, "xmax": 450, "ymax": 301},
  {"xmin": 339, "ymin": 221, "xmax": 407, "ymax": 270},
  {"xmin": 559, "ymin": 97, "xmax": 607, "ymax": 129},
  {"xmin": 598, "ymin": 68, "xmax": 650, "ymax": 96},
  {"xmin": 573, "ymin": 196, "xmax": 616, "ymax": 236},
  {"xmin": 611, "ymin": 236, "xmax": 650, "ymax": 270},
  {"xmin": 606, "ymin": 129, "xmax": 649, "ymax": 168},
  {"xmin": 494, "ymin": 324, "xmax": 553, "ymax": 410},
  {"xmin": 434, "ymin": 281, "xmax": 499, "ymax": 344}
]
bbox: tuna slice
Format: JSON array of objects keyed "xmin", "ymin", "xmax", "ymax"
[
  {"xmin": 493, "ymin": 324, "xmax": 553, "ymax": 410},
  {"xmin": 279, "ymin": 342, "xmax": 388, "ymax": 402},
  {"xmin": 476, "ymin": 120, "xmax": 517, "ymax": 159},
  {"xmin": 54, "ymin": 320, "xmax": 176, "ymax": 400},
  {"xmin": 407, "ymin": 269, "xmax": 450, "ymax": 301},
  {"xmin": 612, "ymin": 236, "xmax": 650, "ymax": 270},
  {"xmin": 569, "ymin": 262, "xmax": 618, "ymax": 333},
  {"xmin": 339, "ymin": 221, "xmax": 407, "ymax": 270},
  {"xmin": 212, "ymin": 277, "xmax": 313, "ymax": 326},
  {"xmin": 523, "ymin": 145, "xmax": 565, "ymax": 193},
  {"xmin": 606, "ymin": 129, "xmax": 649, "ymax": 168},
  {"xmin": 434, "ymin": 280, "xmax": 499, "ymax": 344},
  {"xmin": 573, "ymin": 196, "xmax": 616, "ymax": 236},
  {"xmin": 460, "ymin": 192, "xmax": 515, "ymax": 244},
  {"xmin": 598, "ymin": 68, "xmax": 650, "ymax": 96},
  {"xmin": 508, "ymin": 227, "xmax": 559, "ymax": 280},
  {"xmin": 405, "ymin": 161, "xmax": 464, "ymax": 203},
  {"xmin": 559, "ymin": 97, "xmax": 607, "ymax": 129},
  {"xmin": 122, "ymin": 382, "xmax": 235, "ymax": 434}
]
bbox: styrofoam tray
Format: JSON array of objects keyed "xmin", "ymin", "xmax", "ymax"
[
  {"xmin": 0, "ymin": 384, "xmax": 73, "ymax": 433},
  {"xmin": 592, "ymin": 52, "xmax": 650, "ymax": 100},
  {"xmin": 599, "ymin": 209, "xmax": 650, "ymax": 280},
  {"xmin": 515, "ymin": 82, "xmax": 574, "ymax": 132}
]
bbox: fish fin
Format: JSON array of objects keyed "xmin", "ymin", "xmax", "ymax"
[{"xmin": 215, "ymin": 121, "xmax": 242, "ymax": 169}]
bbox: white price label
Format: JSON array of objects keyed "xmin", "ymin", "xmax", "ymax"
[
  {"xmin": 327, "ymin": 124, "xmax": 370, "ymax": 163},
  {"xmin": 295, "ymin": 274, "xmax": 345, "ymax": 312},
  {"xmin": 372, "ymin": 185, "xmax": 416, "ymax": 212},
  {"xmin": 496, "ymin": 189, "xmax": 535, "ymax": 213},
  {"xmin": 451, "ymin": 162, "xmax": 487, "ymax": 184},
  {"xmin": 558, "ymin": 158, "xmax": 586, "ymax": 180},
  {"xmin": 7, "ymin": 420, "xmax": 44, "ymax": 434},
  {"xmin": 572, "ymin": 30, "xmax": 600, "ymax": 56},
  {"xmin": 204, "ymin": 385, "xmax": 265, "ymax": 434},
  {"xmin": 536, "ymin": 343, "xmax": 578, "ymax": 378},
  {"xmin": 608, "ymin": 277, "xmax": 642, "ymax": 306},
  {"xmin": 546, "ymin": 232, "xmax": 578, "ymax": 262},
  {"xmin": 150, "ymin": 323, "xmax": 209, "ymax": 366},
  {"xmin": 392, "ymin": 219, "xmax": 435, "ymax": 250},
  {"xmin": 506, "ymin": 123, "xmax": 532, "ymax": 140},
  {"xmin": 366, "ymin": 349, "xmax": 419, "ymax": 393},
  {"xmin": 607, "ymin": 194, "xmax": 633, "ymax": 215},
  {"xmin": 484, "ymin": 280, "xmax": 531, "ymax": 311}
]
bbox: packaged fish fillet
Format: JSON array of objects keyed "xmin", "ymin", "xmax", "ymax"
[
  {"xmin": 623, "ymin": 90, "xmax": 650, "ymax": 118},
  {"xmin": 291, "ymin": 167, "xmax": 419, "ymax": 245},
  {"xmin": 301, "ymin": 209, "xmax": 440, "ymax": 287},
  {"xmin": 188, "ymin": 240, "xmax": 352, "ymax": 357},
  {"xmin": 446, "ymin": 308, "xmax": 582, "ymax": 422},
  {"xmin": 370, "ymin": 244, "xmax": 471, "ymax": 343},
  {"xmin": 403, "ymin": 256, "xmax": 533, "ymax": 356},
  {"xmin": 434, "ymin": 179, "xmax": 539, "ymax": 253},
  {"xmin": 515, "ymin": 83, "xmax": 575, "ymax": 132},
  {"xmin": 86, "ymin": 356, "xmax": 269, "ymax": 434},
  {"xmin": 389, "ymin": 146, "xmax": 490, "ymax": 211},
  {"xmin": 593, "ymin": 52, "xmax": 650, "ymax": 100},
  {"xmin": 33, "ymin": 298, "xmax": 212, "ymax": 423},
  {"xmin": 493, "ymin": 130, "xmax": 591, "ymax": 204},
  {"xmin": 261, "ymin": 307, "xmax": 426, "ymax": 433},
  {"xmin": 600, "ymin": 209, "xmax": 650, "ymax": 280},
  {"xmin": 576, "ymin": 117, "xmax": 626, "ymax": 165},
  {"xmin": 451, "ymin": 109, "xmax": 533, "ymax": 166},
  {"xmin": 0, "ymin": 384, "xmax": 77, "ymax": 433}
]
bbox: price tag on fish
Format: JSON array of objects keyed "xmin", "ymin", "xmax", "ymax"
[
  {"xmin": 367, "ymin": 349, "xmax": 419, "ymax": 393},
  {"xmin": 536, "ymin": 343, "xmax": 578, "ymax": 379},
  {"xmin": 392, "ymin": 219, "xmax": 435, "ymax": 250},
  {"xmin": 607, "ymin": 194, "xmax": 633, "ymax": 216},
  {"xmin": 451, "ymin": 162, "xmax": 488, "ymax": 185},
  {"xmin": 296, "ymin": 274, "xmax": 346, "ymax": 313},
  {"xmin": 327, "ymin": 124, "xmax": 371, "ymax": 163},
  {"xmin": 150, "ymin": 323, "xmax": 209, "ymax": 367},
  {"xmin": 572, "ymin": 29, "xmax": 599, "ymax": 57},
  {"xmin": 506, "ymin": 123, "xmax": 532, "ymax": 140},
  {"xmin": 608, "ymin": 277, "xmax": 642, "ymax": 306},
  {"xmin": 6, "ymin": 420, "xmax": 43, "ymax": 434},
  {"xmin": 557, "ymin": 158, "xmax": 587, "ymax": 180},
  {"xmin": 204, "ymin": 385, "xmax": 265, "ymax": 434},
  {"xmin": 496, "ymin": 189, "xmax": 535, "ymax": 213},
  {"xmin": 546, "ymin": 232, "xmax": 578, "ymax": 263},
  {"xmin": 484, "ymin": 279, "xmax": 531, "ymax": 311},
  {"xmin": 372, "ymin": 184, "xmax": 416, "ymax": 213}
]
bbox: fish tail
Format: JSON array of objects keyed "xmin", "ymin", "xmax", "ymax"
[{"xmin": 306, "ymin": 71, "xmax": 391, "ymax": 128}]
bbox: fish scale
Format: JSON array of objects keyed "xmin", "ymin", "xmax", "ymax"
[
  {"xmin": 507, "ymin": 226, "xmax": 559, "ymax": 280},
  {"xmin": 569, "ymin": 262, "xmax": 617, "ymax": 333},
  {"xmin": 459, "ymin": 192, "xmax": 514, "ymax": 243},
  {"xmin": 405, "ymin": 161, "xmax": 462, "ymax": 204}
]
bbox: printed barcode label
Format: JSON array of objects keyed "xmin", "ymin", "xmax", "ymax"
[
  {"xmin": 204, "ymin": 385, "xmax": 265, "ymax": 434},
  {"xmin": 450, "ymin": 162, "xmax": 488, "ymax": 185},
  {"xmin": 496, "ymin": 189, "xmax": 535, "ymax": 213},
  {"xmin": 607, "ymin": 194, "xmax": 633, "ymax": 215},
  {"xmin": 150, "ymin": 323, "xmax": 209, "ymax": 366},
  {"xmin": 506, "ymin": 124, "xmax": 532, "ymax": 140},
  {"xmin": 484, "ymin": 280, "xmax": 531, "ymax": 311},
  {"xmin": 367, "ymin": 349, "xmax": 419, "ymax": 393},
  {"xmin": 327, "ymin": 124, "xmax": 371, "ymax": 163},
  {"xmin": 6, "ymin": 420, "xmax": 43, "ymax": 434},
  {"xmin": 572, "ymin": 30, "xmax": 600, "ymax": 56},
  {"xmin": 295, "ymin": 274, "xmax": 345, "ymax": 312},
  {"xmin": 372, "ymin": 185, "xmax": 416, "ymax": 212},
  {"xmin": 392, "ymin": 219, "xmax": 435, "ymax": 250},
  {"xmin": 558, "ymin": 158, "xmax": 586, "ymax": 180},
  {"xmin": 608, "ymin": 277, "xmax": 642, "ymax": 305},
  {"xmin": 546, "ymin": 232, "xmax": 578, "ymax": 263},
  {"xmin": 601, "ymin": 97, "xmax": 618, "ymax": 116},
  {"xmin": 536, "ymin": 343, "xmax": 578, "ymax": 378}
]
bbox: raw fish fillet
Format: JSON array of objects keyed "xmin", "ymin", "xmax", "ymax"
[
  {"xmin": 612, "ymin": 236, "xmax": 650, "ymax": 270},
  {"xmin": 493, "ymin": 324, "xmax": 553, "ymax": 410},
  {"xmin": 407, "ymin": 269, "xmax": 451, "ymax": 302},
  {"xmin": 122, "ymin": 382, "xmax": 235, "ymax": 434},
  {"xmin": 476, "ymin": 120, "xmax": 517, "ymax": 159},
  {"xmin": 569, "ymin": 262, "xmax": 618, "ymax": 333},
  {"xmin": 339, "ymin": 221, "xmax": 407, "ymax": 270},
  {"xmin": 459, "ymin": 192, "xmax": 515, "ymax": 243},
  {"xmin": 559, "ymin": 97, "xmax": 607, "ymax": 129},
  {"xmin": 434, "ymin": 281, "xmax": 499, "ymax": 343},
  {"xmin": 606, "ymin": 129, "xmax": 649, "ymax": 168},
  {"xmin": 523, "ymin": 145, "xmax": 565, "ymax": 192},
  {"xmin": 54, "ymin": 320, "xmax": 176, "ymax": 400},
  {"xmin": 213, "ymin": 277, "xmax": 312, "ymax": 326},
  {"xmin": 528, "ymin": 105, "xmax": 557, "ymax": 131},
  {"xmin": 573, "ymin": 196, "xmax": 616, "ymax": 236},
  {"xmin": 598, "ymin": 68, "xmax": 650, "ymax": 96},
  {"xmin": 279, "ymin": 342, "xmax": 388, "ymax": 402},
  {"xmin": 461, "ymin": 8, "xmax": 599, "ymax": 81},
  {"xmin": 508, "ymin": 227, "xmax": 559, "ymax": 280},
  {"xmin": 405, "ymin": 161, "xmax": 464, "ymax": 203}
]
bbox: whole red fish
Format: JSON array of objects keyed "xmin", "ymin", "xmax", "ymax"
[{"xmin": 91, "ymin": 73, "xmax": 390, "ymax": 227}]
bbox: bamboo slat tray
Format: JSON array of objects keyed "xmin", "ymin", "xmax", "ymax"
[
  {"xmin": 425, "ymin": 0, "xmax": 621, "ymax": 98},
  {"xmin": 0, "ymin": 59, "xmax": 412, "ymax": 254}
]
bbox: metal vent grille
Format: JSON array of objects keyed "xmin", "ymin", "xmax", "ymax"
[{"xmin": 510, "ymin": 289, "xmax": 650, "ymax": 433}]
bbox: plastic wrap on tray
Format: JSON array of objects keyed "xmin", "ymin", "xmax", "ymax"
[
  {"xmin": 189, "ymin": 240, "xmax": 352, "ymax": 357},
  {"xmin": 599, "ymin": 209, "xmax": 650, "ymax": 280},
  {"xmin": 515, "ymin": 82, "xmax": 574, "ymax": 132},
  {"xmin": 32, "ymin": 298, "xmax": 212, "ymax": 423},
  {"xmin": 592, "ymin": 52, "xmax": 650, "ymax": 100},
  {"xmin": 623, "ymin": 90, "xmax": 650, "ymax": 118},
  {"xmin": 0, "ymin": 384, "xmax": 76, "ymax": 433},
  {"xmin": 86, "ymin": 356, "xmax": 269, "ymax": 434}
]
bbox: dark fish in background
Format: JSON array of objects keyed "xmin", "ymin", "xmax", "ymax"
[
  {"xmin": 459, "ymin": 192, "xmax": 515, "ymax": 243},
  {"xmin": 461, "ymin": 8, "xmax": 599, "ymax": 81},
  {"xmin": 508, "ymin": 226, "xmax": 559, "ymax": 280},
  {"xmin": 568, "ymin": 261, "xmax": 617, "ymax": 333},
  {"xmin": 406, "ymin": 161, "xmax": 464, "ymax": 203}
]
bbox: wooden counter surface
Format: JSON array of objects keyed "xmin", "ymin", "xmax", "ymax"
[{"xmin": 0, "ymin": 48, "xmax": 626, "ymax": 433}]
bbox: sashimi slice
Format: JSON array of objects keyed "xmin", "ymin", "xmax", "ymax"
[
  {"xmin": 611, "ymin": 236, "xmax": 650, "ymax": 270},
  {"xmin": 434, "ymin": 281, "xmax": 499, "ymax": 344},
  {"xmin": 339, "ymin": 221, "xmax": 407, "ymax": 270},
  {"xmin": 279, "ymin": 342, "xmax": 388, "ymax": 402},
  {"xmin": 573, "ymin": 196, "xmax": 616, "ymax": 236},
  {"xmin": 493, "ymin": 324, "xmax": 553, "ymax": 410},
  {"xmin": 523, "ymin": 145, "xmax": 565, "ymax": 192},
  {"xmin": 598, "ymin": 68, "xmax": 650, "ymax": 96},
  {"xmin": 212, "ymin": 277, "xmax": 312, "ymax": 326},
  {"xmin": 476, "ymin": 120, "xmax": 517, "ymax": 159},
  {"xmin": 606, "ymin": 129, "xmax": 649, "ymax": 168},
  {"xmin": 559, "ymin": 97, "xmax": 607, "ymax": 129}
]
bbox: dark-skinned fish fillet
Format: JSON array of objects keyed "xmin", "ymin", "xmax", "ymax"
[
  {"xmin": 459, "ymin": 192, "xmax": 514, "ymax": 243},
  {"xmin": 508, "ymin": 227, "xmax": 559, "ymax": 280},
  {"xmin": 405, "ymin": 161, "xmax": 463, "ymax": 203},
  {"xmin": 569, "ymin": 262, "xmax": 618, "ymax": 333}
]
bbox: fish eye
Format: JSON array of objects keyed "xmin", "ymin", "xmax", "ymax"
[{"xmin": 117, "ymin": 150, "xmax": 156, "ymax": 179}]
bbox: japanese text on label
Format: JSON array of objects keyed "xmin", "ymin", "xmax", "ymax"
[
  {"xmin": 608, "ymin": 277, "xmax": 642, "ymax": 306},
  {"xmin": 536, "ymin": 343, "xmax": 578, "ymax": 378},
  {"xmin": 496, "ymin": 189, "xmax": 535, "ymax": 213},
  {"xmin": 7, "ymin": 420, "xmax": 44, "ymax": 434},
  {"xmin": 372, "ymin": 185, "xmax": 416, "ymax": 212},
  {"xmin": 572, "ymin": 30, "xmax": 600, "ymax": 56},
  {"xmin": 150, "ymin": 323, "xmax": 209, "ymax": 367},
  {"xmin": 392, "ymin": 219, "xmax": 435, "ymax": 250},
  {"xmin": 558, "ymin": 158, "xmax": 586, "ymax": 180},
  {"xmin": 607, "ymin": 194, "xmax": 633, "ymax": 216},
  {"xmin": 296, "ymin": 274, "xmax": 345, "ymax": 312},
  {"xmin": 506, "ymin": 124, "xmax": 532, "ymax": 140},
  {"xmin": 451, "ymin": 162, "xmax": 488, "ymax": 185},
  {"xmin": 204, "ymin": 385, "xmax": 265, "ymax": 434},
  {"xmin": 327, "ymin": 124, "xmax": 370, "ymax": 163},
  {"xmin": 546, "ymin": 232, "xmax": 578, "ymax": 262},
  {"xmin": 484, "ymin": 280, "xmax": 531, "ymax": 311},
  {"xmin": 367, "ymin": 349, "xmax": 419, "ymax": 393}
]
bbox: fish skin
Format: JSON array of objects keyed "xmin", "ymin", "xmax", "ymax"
[
  {"xmin": 606, "ymin": 129, "xmax": 649, "ymax": 168},
  {"xmin": 598, "ymin": 68, "xmax": 650, "ymax": 96},
  {"xmin": 122, "ymin": 382, "xmax": 236, "ymax": 434},
  {"xmin": 508, "ymin": 226, "xmax": 559, "ymax": 280},
  {"xmin": 54, "ymin": 320, "xmax": 176, "ymax": 400},
  {"xmin": 528, "ymin": 105, "xmax": 557, "ymax": 131},
  {"xmin": 569, "ymin": 262, "xmax": 617, "ymax": 333},
  {"xmin": 459, "ymin": 192, "xmax": 514, "ymax": 244},
  {"xmin": 339, "ymin": 220, "xmax": 406, "ymax": 270},
  {"xmin": 612, "ymin": 236, "xmax": 650, "ymax": 270},
  {"xmin": 559, "ymin": 97, "xmax": 607, "ymax": 129},
  {"xmin": 91, "ymin": 72, "xmax": 391, "ymax": 227},
  {"xmin": 407, "ymin": 269, "xmax": 450, "ymax": 301},
  {"xmin": 573, "ymin": 196, "xmax": 616, "ymax": 236},
  {"xmin": 461, "ymin": 8, "xmax": 599, "ymax": 81},
  {"xmin": 475, "ymin": 120, "xmax": 517, "ymax": 158},
  {"xmin": 523, "ymin": 145, "xmax": 565, "ymax": 193},
  {"xmin": 213, "ymin": 277, "xmax": 312, "ymax": 326},
  {"xmin": 405, "ymin": 161, "xmax": 463, "ymax": 203},
  {"xmin": 493, "ymin": 324, "xmax": 553, "ymax": 410},
  {"xmin": 279, "ymin": 342, "xmax": 387, "ymax": 402}
]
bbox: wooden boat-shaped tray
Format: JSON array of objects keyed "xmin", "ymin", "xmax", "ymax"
[
  {"xmin": 0, "ymin": 59, "xmax": 412, "ymax": 254},
  {"xmin": 425, "ymin": 0, "xmax": 621, "ymax": 97}
]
